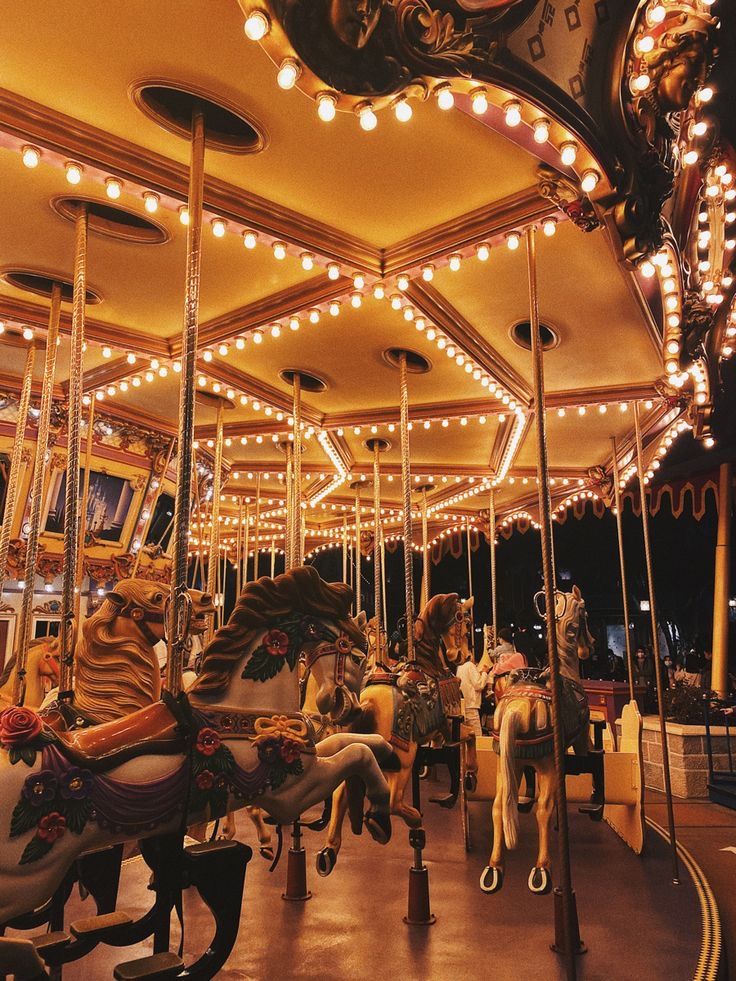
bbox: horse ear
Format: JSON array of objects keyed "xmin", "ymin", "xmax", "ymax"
[
  {"xmin": 463, "ymin": 596, "xmax": 475, "ymax": 611},
  {"xmin": 572, "ymin": 585, "xmax": 582, "ymax": 600},
  {"xmin": 106, "ymin": 591, "xmax": 125, "ymax": 607},
  {"xmin": 356, "ymin": 611, "xmax": 367, "ymax": 630},
  {"xmin": 414, "ymin": 617, "xmax": 425, "ymax": 642}
]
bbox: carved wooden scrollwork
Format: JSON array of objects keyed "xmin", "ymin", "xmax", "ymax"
[{"xmin": 537, "ymin": 164, "xmax": 600, "ymax": 233}]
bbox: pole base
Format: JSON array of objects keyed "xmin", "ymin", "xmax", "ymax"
[
  {"xmin": 550, "ymin": 887, "xmax": 586, "ymax": 955},
  {"xmin": 281, "ymin": 847, "xmax": 312, "ymax": 902},
  {"xmin": 403, "ymin": 866, "xmax": 436, "ymax": 925}
]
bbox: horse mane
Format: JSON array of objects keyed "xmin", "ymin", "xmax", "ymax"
[
  {"xmin": 0, "ymin": 634, "xmax": 60, "ymax": 695},
  {"xmin": 414, "ymin": 593, "xmax": 459, "ymax": 661},
  {"xmin": 193, "ymin": 567, "xmax": 363, "ymax": 695},
  {"xmin": 73, "ymin": 579, "xmax": 163, "ymax": 724}
]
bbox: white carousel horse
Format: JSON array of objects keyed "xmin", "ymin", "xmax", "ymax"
[
  {"xmin": 318, "ymin": 594, "xmax": 474, "ymax": 875},
  {"xmin": 0, "ymin": 638, "xmax": 60, "ymax": 710},
  {"xmin": 480, "ymin": 585, "xmax": 594, "ymax": 895},
  {"xmin": 0, "ymin": 567, "xmax": 394, "ymax": 938}
]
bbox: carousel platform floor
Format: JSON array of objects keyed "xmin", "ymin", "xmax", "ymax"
[{"xmin": 11, "ymin": 776, "xmax": 722, "ymax": 980}]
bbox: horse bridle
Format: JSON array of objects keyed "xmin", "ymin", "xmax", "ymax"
[
  {"xmin": 301, "ymin": 633, "xmax": 364, "ymax": 689},
  {"xmin": 117, "ymin": 602, "xmax": 167, "ymax": 647},
  {"xmin": 439, "ymin": 608, "xmax": 468, "ymax": 660}
]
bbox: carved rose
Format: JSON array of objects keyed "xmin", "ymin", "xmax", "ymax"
[
  {"xmin": 0, "ymin": 707, "xmax": 43, "ymax": 748},
  {"xmin": 196, "ymin": 770, "xmax": 215, "ymax": 791},
  {"xmin": 279, "ymin": 738, "xmax": 302, "ymax": 765},
  {"xmin": 195, "ymin": 728, "xmax": 221, "ymax": 757},
  {"xmin": 37, "ymin": 812, "xmax": 66, "ymax": 843},
  {"xmin": 264, "ymin": 629, "xmax": 290, "ymax": 658}
]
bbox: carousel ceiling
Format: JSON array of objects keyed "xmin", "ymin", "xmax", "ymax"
[{"xmin": 0, "ymin": 0, "xmax": 729, "ymax": 554}]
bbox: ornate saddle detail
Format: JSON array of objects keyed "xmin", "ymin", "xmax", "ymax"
[{"xmin": 491, "ymin": 673, "xmax": 589, "ymax": 760}]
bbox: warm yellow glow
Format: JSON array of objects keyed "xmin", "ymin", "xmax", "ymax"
[
  {"xmin": 471, "ymin": 88, "xmax": 488, "ymax": 115},
  {"xmin": 22, "ymin": 326, "xmax": 34, "ymax": 341},
  {"xmin": 631, "ymin": 73, "xmax": 651, "ymax": 93},
  {"xmin": 640, "ymin": 259, "xmax": 656, "ymax": 278},
  {"xmin": 301, "ymin": 252, "xmax": 315, "ymax": 271},
  {"xmin": 243, "ymin": 230, "xmax": 258, "ymax": 249},
  {"xmin": 683, "ymin": 149, "xmax": 699, "ymax": 166},
  {"xmin": 449, "ymin": 253, "xmax": 462, "ymax": 272},
  {"xmin": 394, "ymin": 97, "xmax": 413, "ymax": 123},
  {"xmin": 327, "ymin": 262, "xmax": 340, "ymax": 280},
  {"xmin": 253, "ymin": 330, "xmax": 263, "ymax": 344},
  {"xmin": 435, "ymin": 85, "xmax": 454, "ymax": 111},
  {"xmin": 102, "ymin": 346, "xmax": 112, "ymax": 358},
  {"xmin": 422, "ymin": 264, "xmax": 434, "ymax": 281},
  {"xmin": 351, "ymin": 291, "xmax": 362, "ymax": 308},
  {"xmin": 560, "ymin": 141, "xmax": 578, "ymax": 166},
  {"xmin": 126, "ymin": 352, "xmax": 136, "ymax": 365},
  {"xmin": 542, "ymin": 218, "xmax": 557, "ymax": 237},
  {"xmin": 329, "ymin": 301, "xmax": 340, "ymax": 317},
  {"xmin": 105, "ymin": 177, "xmax": 122, "ymax": 199},
  {"xmin": 533, "ymin": 118, "xmax": 550, "ymax": 143},
  {"xmin": 504, "ymin": 100, "xmax": 521, "ymax": 127},
  {"xmin": 271, "ymin": 323, "xmax": 281, "ymax": 337},
  {"xmin": 218, "ymin": 343, "xmax": 229, "ymax": 356},
  {"xmin": 691, "ymin": 120, "xmax": 708, "ymax": 137},
  {"xmin": 273, "ymin": 241, "xmax": 287, "ymax": 260},
  {"xmin": 179, "ymin": 206, "xmax": 189, "ymax": 226},
  {"xmin": 397, "ymin": 273, "xmax": 410, "ymax": 291},
  {"xmin": 21, "ymin": 145, "xmax": 40, "ymax": 168},
  {"xmin": 698, "ymin": 86, "xmax": 714, "ymax": 103},
  {"xmin": 666, "ymin": 339, "xmax": 680, "ymax": 355},
  {"xmin": 635, "ymin": 34, "xmax": 655, "ymax": 54},
  {"xmin": 646, "ymin": 3, "xmax": 665, "ymax": 26},
  {"xmin": 277, "ymin": 58, "xmax": 300, "ymax": 90},
  {"xmin": 202, "ymin": 349, "xmax": 213, "ymax": 362},
  {"xmin": 373, "ymin": 283, "xmax": 385, "ymax": 300},
  {"xmin": 476, "ymin": 242, "xmax": 490, "ymax": 261},
  {"xmin": 211, "ymin": 218, "xmax": 226, "ymax": 238},
  {"xmin": 143, "ymin": 191, "xmax": 159, "ymax": 213},
  {"xmin": 244, "ymin": 10, "xmax": 269, "ymax": 40},
  {"xmin": 65, "ymin": 161, "xmax": 82, "ymax": 184},
  {"xmin": 358, "ymin": 104, "xmax": 377, "ymax": 132},
  {"xmin": 353, "ymin": 272, "xmax": 365, "ymax": 290},
  {"xmin": 317, "ymin": 93, "xmax": 337, "ymax": 122},
  {"xmin": 506, "ymin": 232, "xmax": 520, "ymax": 251},
  {"xmin": 580, "ymin": 169, "xmax": 600, "ymax": 194}
]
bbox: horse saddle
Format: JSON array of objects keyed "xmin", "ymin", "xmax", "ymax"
[{"xmin": 56, "ymin": 694, "xmax": 188, "ymax": 773}]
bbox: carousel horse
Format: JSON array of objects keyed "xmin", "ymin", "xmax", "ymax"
[
  {"xmin": 0, "ymin": 637, "xmax": 60, "ymax": 710},
  {"xmin": 480, "ymin": 585, "xmax": 594, "ymax": 896},
  {"xmin": 40, "ymin": 578, "xmax": 214, "ymax": 728},
  {"xmin": 363, "ymin": 613, "xmax": 390, "ymax": 671},
  {"xmin": 317, "ymin": 593, "xmax": 474, "ymax": 876},
  {"xmin": 0, "ymin": 567, "xmax": 395, "ymax": 940}
]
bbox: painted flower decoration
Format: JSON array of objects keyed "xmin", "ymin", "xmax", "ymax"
[
  {"xmin": 59, "ymin": 767, "xmax": 94, "ymax": 800},
  {"xmin": 196, "ymin": 770, "xmax": 214, "ymax": 791},
  {"xmin": 196, "ymin": 728, "xmax": 221, "ymax": 757},
  {"xmin": 300, "ymin": 619, "xmax": 320, "ymax": 640},
  {"xmin": 264, "ymin": 629, "xmax": 290, "ymax": 658},
  {"xmin": 22, "ymin": 770, "xmax": 57, "ymax": 807},
  {"xmin": 0, "ymin": 706, "xmax": 43, "ymax": 748},
  {"xmin": 37, "ymin": 812, "xmax": 66, "ymax": 843},
  {"xmin": 256, "ymin": 736, "xmax": 282, "ymax": 766},
  {"xmin": 279, "ymin": 738, "xmax": 302, "ymax": 765}
]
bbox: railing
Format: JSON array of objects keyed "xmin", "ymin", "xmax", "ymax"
[{"xmin": 703, "ymin": 693, "xmax": 736, "ymax": 809}]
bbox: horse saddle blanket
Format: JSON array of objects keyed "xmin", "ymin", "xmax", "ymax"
[
  {"xmin": 491, "ymin": 670, "xmax": 589, "ymax": 760},
  {"xmin": 365, "ymin": 662, "xmax": 453, "ymax": 751}
]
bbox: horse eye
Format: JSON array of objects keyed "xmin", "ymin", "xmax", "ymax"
[{"xmin": 154, "ymin": 592, "xmax": 163, "ymax": 603}]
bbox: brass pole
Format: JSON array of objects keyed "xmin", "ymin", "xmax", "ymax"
[
  {"xmin": 271, "ymin": 536, "xmax": 276, "ymax": 578},
  {"xmin": 466, "ymin": 520, "xmax": 474, "ymax": 598},
  {"xmin": 342, "ymin": 514, "xmax": 348, "ymax": 584},
  {"xmin": 253, "ymin": 472, "xmax": 262, "ymax": 579},
  {"xmin": 206, "ymin": 400, "xmax": 225, "ymax": 642},
  {"xmin": 398, "ymin": 353, "xmax": 415, "ymax": 661},
  {"xmin": 380, "ymin": 529, "xmax": 387, "ymax": 645},
  {"xmin": 236, "ymin": 498, "xmax": 243, "ymax": 599},
  {"xmin": 712, "ymin": 462, "xmax": 732, "ymax": 698},
  {"xmin": 133, "ymin": 437, "xmax": 176, "ymax": 576},
  {"xmin": 611, "ymin": 436, "xmax": 636, "ymax": 700},
  {"xmin": 166, "ymin": 107, "xmax": 205, "ymax": 697},
  {"xmin": 526, "ymin": 226, "xmax": 576, "ymax": 977},
  {"xmin": 489, "ymin": 489, "xmax": 498, "ymax": 639},
  {"xmin": 0, "ymin": 343, "xmax": 37, "ymax": 591},
  {"xmin": 285, "ymin": 441, "xmax": 293, "ymax": 569},
  {"xmin": 354, "ymin": 485, "xmax": 362, "ymax": 614},
  {"xmin": 14, "ymin": 288, "xmax": 61, "ymax": 704},
  {"xmin": 59, "ymin": 207, "xmax": 88, "ymax": 700},
  {"xmin": 372, "ymin": 441, "xmax": 382, "ymax": 638},
  {"xmin": 292, "ymin": 375, "xmax": 303, "ymax": 567},
  {"xmin": 634, "ymin": 401, "xmax": 679, "ymax": 883},
  {"xmin": 421, "ymin": 487, "xmax": 430, "ymax": 608},
  {"xmin": 243, "ymin": 502, "xmax": 250, "ymax": 585},
  {"xmin": 74, "ymin": 397, "xmax": 95, "ymax": 641}
]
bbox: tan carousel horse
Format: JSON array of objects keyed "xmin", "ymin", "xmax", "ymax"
[
  {"xmin": 0, "ymin": 568, "xmax": 395, "ymax": 947},
  {"xmin": 0, "ymin": 638, "xmax": 60, "ymax": 710},
  {"xmin": 480, "ymin": 585, "xmax": 594, "ymax": 896},
  {"xmin": 318, "ymin": 593, "xmax": 474, "ymax": 876}
]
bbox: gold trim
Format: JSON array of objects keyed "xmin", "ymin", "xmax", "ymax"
[
  {"xmin": 0, "ymin": 268, "xmax": 103, "ymax": 306},
  {"xmin": 50, "ymin": 195, "xmax": 171, "ymax": 246}
]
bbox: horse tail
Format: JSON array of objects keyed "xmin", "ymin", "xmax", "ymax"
[{"xmin": 500, "ymin": 708, "xmax": 521, "ymax": 850}]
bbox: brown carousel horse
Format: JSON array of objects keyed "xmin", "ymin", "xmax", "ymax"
[
  {"xmin": 0, "ymin": 638, "xmax": 60, "ymax": 710},
  {"xmin": 480, "ymin": 585, "xmax": 594, "ymax": 896},
  {"xmin": 317, "ymin": 593, "xmax": 474, "ymax": 876}
]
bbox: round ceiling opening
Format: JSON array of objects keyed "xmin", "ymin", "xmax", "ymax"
[
  {"xmin": 382, "ymin": 348, "xmax": 432, "ymax": 373},
  {"xmin": 52, "ymin": 197, "xmax": 169, "ymax": 245},
  {"xmin": 510, "ymin": 320, "xmax": 559, "ymax": 352},
  {"xmin": 132, "ymin": 82, "xmax": 266, "ymax": 154},
  {"xmin": 1, "ymin": 270, "xmax": 101, "ymax": 305},
  {"xmin": 363, "ymin": 437, "xmax": 391, "ymax": 453},
  {"xmin": 279, "ymin": 369, "xmax": 328, "ymax": 393},
  {"xmin": 196, "ymin": 390, "xmax": 236, "ymax": 411}
]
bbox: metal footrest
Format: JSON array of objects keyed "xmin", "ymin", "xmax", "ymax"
[
  {"xmin": 69, "ymin": 909, "xmax": 133, "ymax": 941},
  {"xmin": 32, "ymin": 930, "xmax": 72, "ymax": 955},
  {"xmin": 113, "ymin": 951, "xmax": 184, "ymax": 981}
]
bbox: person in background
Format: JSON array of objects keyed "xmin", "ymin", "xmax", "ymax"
[
  {"xmin": 683, "ymin": 647, "xmax": 703, "ymax": 687},
  {"xmin": 663, "ymin": 653, "xmax": 676, "ymax": 688},
  {"xmin": 457, "ymin": 648, "xmax": 487, "ymax": 738}
]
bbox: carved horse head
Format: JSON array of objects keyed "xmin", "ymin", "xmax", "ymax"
[
  {"xmin": 414, "ymin": 594, "xmax": 474, "ymax": 671},
  {"xmin": 534, "ymin": 585, "xmax": 594, "ymax": 681}
]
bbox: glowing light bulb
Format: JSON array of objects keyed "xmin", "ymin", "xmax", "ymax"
[
  {"xmin": 448, "ymin": 253, "xmax": 461, "ymax": 272},
  {"xmin": 667, "ymin": 313, "xmax": 680, "ymax": 328},
  {"xmin": 506, "ymin": 232, "xmax": 520, "ymax": 251},
  {"xmin": 21, "ymin": 145, "xmax": 40, "ymax": 168},
  {"xmin": 211, "ymin": 218, "xmax": 226, "ymax": 238},
  {"xmin": 631, "ymin": 73, "xmax": 651, "ymax": 93},
  {"xmin": 353, "ymin": 272, "xmax": 365, "ymax": 290},
  {"xmin": 273, "ymin": 241, "xmax": 287, "ymax": 260},
  {"xmin": 683, "ymin": 149, "xmax": 699, "ymax": 166},
  {"xmin": 244, "ymin": 10, "xmax": 269, "ymax": 40},
  {"xmin": 373, "ymin": 283, "xmax": 385, "ymax": 300},
  {"xmin": 647, "ymin": 3, "xmax": 665, "ymax": 26},
  {"xmin": 560, "ymin": 141, "xmax": 578, "ymax": 166},
  {"xmin": 329, "ymin": 301, "xmax": 340, "ymax": 317},
  {"xmin": 358, "ymin": 104, "xmax": 377, "ymax": 131},
  {"xmin": 102, "ymin": 346, "xmax": 112, "ymax": 358},
  {"xmin": 691, "ymin": 120, "xmax": 708, "ymax": 137},
  {"xmin": 327, "ymin": 262, "xmax": 340, "ymax": 281},
  {"xmin": 394, "ymin": 97, "xmax": 412, "ymax": 123},
  {"xmin": 317, "ymin": 93, "xmax": 337, "ymax": 122},
  {"xmin": 301, "ymin": 252, "xmax": 315, "ymax": 271},
  {"xmin": 218, "ymin": 343, "xmax": 229, "ymax": 356},
  {"xmin": 436, "ymin": 85, "xmax": 454, "ymax": 111},
  {"xmin": 666, "ymin": 339, "xmax": 680, "ymax": 355},
  {"xmin": 542, "ymin": 218, "xmax": 557, "ymax": 237},
  {"xmin": 640, "ymin": 259, "xmax": 656, "ymax": 278},
  {"xmin": 277, "ymin": 58, "xmax": 300, "ymax": 90},
  {"xmin": 309, "ymin": 309, "xmax": 320, "ymax": 324},
  {"xmin": 350, "ymin": 291, "xmax": 362, "ymax": 308},
  {"xmin": 504, "ymin": 100, "xmax": 521, "ymax": 127},
  {"xmin": 397, "ymin": 274, "xmax": 410, "ymax": 291},
  {"xmin": 173, "ymin": 361, "xmax": 181, "ymax": 373},
  {"xmin": 126, "ymin": 352, "xmax": 136, "ymax": 365},
  {"xmin": 22, "ymin": 326, "xmax": 34, "ymax": 341},
  {"xmin": 471, "ymin": 88, "xmax": 488, "ymax": 115},
  {"xmin": 636, "ymin": 34, "xmax": 655, "ymax": 54},
  {"xmin": 271, "ymin": 323, "xmax": 281, "ymax": 338},
  {"xmin": 105, "ymin": 177, "xmax": 122, "ymax": 199},
  {"xmin": 698, "ymin": 86, "xmax": 714, "ymax": 104},
  {"xmin": 202, "ymin": 349, "xmax": 213, "ymax": 362},
  {"xmin": 422, "ymin": 264, "xmax": 434, "ymax": 281},
  {"xmin": 235, "ymin": 336, "xmax": 246, "ymax": 350},
  {"xmin": 253, "ymin": 330, "xmax": 263, "ymax": 344},
  {"xmin": 179, "ymin": 206, "xmax": 189, "ymax": 226},
  {"xmin": 476, "ymin": 242, "xmax": 490, "ymax": 261},
  {"xmin": 533, "ymin": 117, "xmax": 550, "ymax": 143},
  {"xmin": 65, "ymin": 161, "xmax": 82, "ymax": 185},
  {"xmin": 704, "ymin": 436, "xmax": 715, "ymax": 448},
  {"xmin": 132, "ymin": 376, "xmax": 141, "ymax": 387},
  {"xmin": 243, "ymin": 230, "xmax": 258, "ymax": 249},
  {"xmin": 581, "ymin": 169, "xmax": 600, "ymax": 194},
  {"xmin": 143, "ymin": 191, "xmax": 159, "ymax": 213}
]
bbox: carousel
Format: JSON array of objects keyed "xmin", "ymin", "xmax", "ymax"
[{"xmin": 0, "ymin": 0, "xmax": 731, "ymax": 977}]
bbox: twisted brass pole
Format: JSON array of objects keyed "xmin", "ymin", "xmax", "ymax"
[
  {"xmin": 421, "ymin": 487, "xmax": 430, "ymax": 608},
  {"xmin": 243, "ymin": 502, "xmax": 250, "ymax": 585},
  {"xmin": 285, "ymin": 441, "xmax": 294, "ymax": 569},
  {"xmin": 292, "ymin": 374, "xmax": 302, "ymax": 566},
  {"xmin": 372, "ymin": 441, "xmax": 382, "ymax": 640},
  {"xmin": 236, "ymin": 498, "xmax": 244, "ymax": 599},
  {"xmin": 354, "ymin": 484, "xmax": 362, "ymax": 614},
  {"xmin": 342, "ymin": 514, "xmax": 348, "ymax": 584},
  {"xmin": 253, "ymin": 472, "xmax": 262, "ymax": 579},
  {"xmin": 14, "ymin": 287, "xmax": 62, "ymax": 704},
  {"xmin": 526, "ymin": 227, "xmax": 576, "ymax": 977},
  {"xmin": 166, "ymin": 107, "xmax": 205, "ymax": 696},
  {"xmin": 206, "ymin": 400, "xmax": 225, "ymax": 641},
  {"xmin": 271, "ymin": 536, "xmax": 276, "ymax": 577},
  {"xmin": 59, "ymin": 207, "xmax": 88, "ymax": 700},
  {"xmin": 610, "ymin": 436, "xmax": 635, "ymax": 701},
  {"xmin": 634, "ymin": 401, "xmax": 679, "ymax": 883},
  {"xmin": 133, "ymin": 438, "xmax": 175, "ymax": 576},
  {"xmin": 74, "ymin": 397, "xmax": 95, "ymax": 640},
  {"xmin": 399, "ymin": 353, "xmax": 415, "ymax": 661},
  {"xmin": 0, "ymin": 343, "xmax": 37, "ymax": 593},
  {"xmin": 489, "ymin": 489, "xmax": 497, "ymax": 639},
  {"xmin": 466, "ymin": 520, "xmax": 474, "ymax": 598},
  {"xmin": 380, "ymin": 528, "xmax": 387, "ymax": 642}
]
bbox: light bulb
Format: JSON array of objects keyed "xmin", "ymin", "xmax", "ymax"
[
  {"xmin": 277, "ymin": 58, "xmax": 300, "ymax": 90},
  {"xmin": 309, "ymin": 309, "xmax": 320, "ymax": 324},
  {"xmin": 317, "ymin": 93, "xmax": 337, "ymax": 122},
  {"xmin": 271, "ymin": 323, "xmax": 281, "ymax": 337},
  {"xmin": 235, "ymin": 336, "xmax": 246, "ymax": 350},
  {"xmin": 667, "ymin": 313, "xmax": 680, "ymax": 328},
  {"xmin": 599, "ymin": 404, "xmax": 607, "ymax": 414},
  {"xmin": 698, "ymin": 86, "xmax": 714, "ymax": 104},
  {"xmin": 476, "ymin": 242, "xmax": 490, "ymax": 261},
  {"xmin": 471, "ymin": 88, "xmax": 488, "ymax": 115},
  {"xmin": 126, "ymin": 352, "xmax": 136, "ymax": 365},
  {"xmin": 327, "ymin": 262, "xmax": 340, "ymax": 280},
  {"xmin": 132, "ymin": 376, "xmax": 141, "ymax": 387},
  {"xmin": 21, "ymin": 145, "xmax": 40, "ymax": 168},
  {"xmin": 107, "ymin": 386, "xmax": 117, "ymax": 397},
  {"xmin": 253, "ymin": 330, "xmax": 263, "ymax": 344},
  {"xmin": 503, "ymin": 101, "xmax": 522, "ymax": 128},
  {"xmin": 105, "ymin": 177, "xmax": 122, "ymax": 199},
  {"xmin": 506, "ymin": 232, "xmax": 520, "ymax": 251},
  {"xmin": 218, "ymin": 342, "xmax": 229, "ymax": 356},
  {"xmin": 273, "ymin": 241, "xmax": 287, "ymax": 260},
  {"xmin": 179, "ymin": 206, "xmax": 189, "ymax": 225},
  {"xmin": 636, "ymin": 34, "xmax": 655, "ymax": 54},
  {"xmin": 631, "ymin": 73, "xmax": 651, "ymax": 93},
  {"xmin": 158, "ymin": 366, "xmax": 168, "ymax": 378},
  {"xmin": 173, "ymin": 361, "xmax": 181, "ymax": 372},
  {"xmin": 350, "ymin": 291, "xmax": 362, "ymax": 308},
  {"xmin": 580, "ymin": 169, "xmax": 600, "ymax": 194},
  {"xmin": 301, "ymin": 252, "xmax": 315, "ymax": 271},
  {"xmin": 666, "ymin": 339, "xmax": 680, "ymax": 355},
  {"xmin": 640, "ymin": 259, "xmax": 656, "ymax": 278},
  {"xmin": 397, "ymin": 274, "xmax": 409, "ymax": 290},
  {"xmin": 394, "ymin": 97, "xmax": 412, "ymax": 123},
  {"xmin": 102, "ymin": 346, "xmax": 112, "ymax": 358},
  {"xmin": 560, "ymin": 141, "xmax": 578, "ymax": 167},
  {"xmin": 436, "ymin": 85, "xmax": 454, "ymax": 111},
  {"xmin": 542, "ymin": 218, "xmax": 557, "ymax": 237},
  {"xmin": 683, "ymin": 149, "xmax": 699, "ymax": 166},
  {"xmin": 422, "ymin": 264, "xmax": 434, "ymax": 281},
  {"xmin": 373, "ymin": 283, "xmax": 385, "ymax": 300},
  {"xmin": 243, "ymin": 230, "xmax": 258, "ymax": 249},
  {"xmin": 691, "ymin": 120, "xmax": 708, "ymax": 137},
  {"xmin": 358, "ymin": 106, "xmax": 378, "ymax": 131},
  {"xmin": 22, "ymin": 326, "xmax": 34, "ymax": 341},
  {"xmin": 212, "ymin": 218, "xmax": 226, "ymax": 238},
  {"xmin": 65, "ymin": 162, "xmax": 83, "ymax": 185},
  {"xmin": 353, "ymin": 272, "xmax": 365, "ymax": 290},
  {"xmin": 449, "ymin": 253, "xmax": 461, "ymax": 272},
  {"xmin": 329, "ymin": 301, "xmax": 340, "ymax": 317},
  {"xmin": 244, "ymin": 10, "xmax": 269, "ymax": 40},
  {"xmin": 533, "ymin": 118, "xmax": 550, "ymax": 143},
  {"xmin": 143, "ymin": 191, "xmax": 159, "ymax": 213}
]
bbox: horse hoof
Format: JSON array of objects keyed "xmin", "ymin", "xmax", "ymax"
[
  {"xmin": 316, "ymin": 847, "xmax": 336, "ymax": 877},
  {"xmin": 479, "ymin": 866, "xmax": 503, "ymax": 894},
  {"xmin": 528, "ymin": 866, "xmax": 552, "ymax": 895},
  {"xmin": 464, "ymin": 771, "xmax": 478, "ymax": 793},
  {"xmin": 365, "ymin": 809, "xmax": 392, "ymax": 845},
  {"xmin": 259, "ymin": 846, "xmax": 274, "ymax": 861}
]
